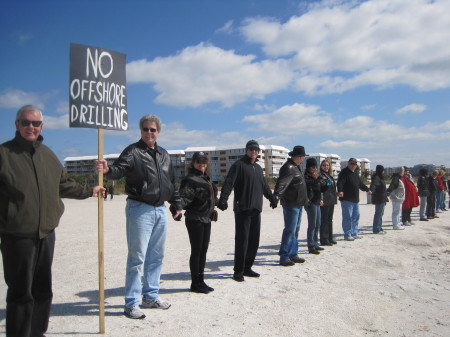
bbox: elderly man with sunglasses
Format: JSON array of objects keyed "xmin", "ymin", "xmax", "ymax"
[
  {"xmin": 95, "ymin": 114, "xmax": 180, "ymax": 319},
  {"xmin": 218, "ymin": 140, "xmax": 277, "ymax": 282},
  {"xmin": 0, "ymin": 105, "xmax": 105, "ymax": 337}
]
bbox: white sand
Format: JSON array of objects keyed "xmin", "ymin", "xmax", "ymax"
[{"xmin": 1, "ymin": 192, "xmax": 449, "ymax": 337}]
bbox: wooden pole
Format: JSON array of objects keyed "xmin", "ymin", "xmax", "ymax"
[{"xmin": 98, "ymin": 128, "xmax": 105, "ymax": 334}]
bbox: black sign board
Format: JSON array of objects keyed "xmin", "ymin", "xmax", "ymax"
[{"xmin": 69, "ymin": 43, "xmax": 128, "ymax": 130}]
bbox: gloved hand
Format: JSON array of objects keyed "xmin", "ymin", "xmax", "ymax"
[
  {"xmin": 270, "ymin": 195, "xmax": 279, "ymax": 209},
  {"xmin": 217, "ymin": 199, "xmax": 228, "ymax": 211}
]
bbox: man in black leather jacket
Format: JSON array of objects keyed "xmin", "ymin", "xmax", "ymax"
[
  {"xmin": 95, "ymin": 114, "xmax": 180, "ymax": 319},
  {"xmin": 273, "ymin": 146, "xmax": 308, "ymax": 266},
  {"xmin": 218, "ymin": 140, "xmax": 276, "ymax": 282}
]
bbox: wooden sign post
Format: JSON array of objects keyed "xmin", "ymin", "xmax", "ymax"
[{"xmin": 69, "ymin": 43, "xmax": 128, "ymax": 334}]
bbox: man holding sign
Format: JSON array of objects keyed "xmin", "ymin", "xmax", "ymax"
[
  {"xmin": 0, "ymin": 105, "xmax": 105, "ymax": 337},
  {"xmin": 95, "ymin": 114, "xmax": 180, "ymax": 319}
]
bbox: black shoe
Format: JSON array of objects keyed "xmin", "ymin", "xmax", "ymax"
[
  {"xmin": 190, "ymin": 283, "xmax": 210, "ymax": 294},
  {"xmin": 280, "ymin": 259, "xmax": 295, "ymax": 266},
  {"xmin": 315, "ymin": 246, "xmax": 324, "ymax": 251},
  {"xmin": 233, "ymin": 273, "xmax": 244, "ymax": 282},
  {"xmin": 290, "ymin": 255, "xmax": 306, "ymax": 263},
  {"xmin": 321, "ymin": 242, "xmax": 333, "ymax": 246},
  {"xmin": 202, "ymin": 281, "xmax": 214, "ymax": 292},
  {"xmin": 420, "ymin": 218, "xmax": 429, "ymax": 221},
  {"xmin": 243, "ymin": 269, "xmax": 260, "ymax": 278},
  {"xmin": 330, "ymin": 240, "xmax": 337, "ymax": 244},
  {"xmin": 309, "ymin": 249, "xmax": 320, "ymax": 255}
]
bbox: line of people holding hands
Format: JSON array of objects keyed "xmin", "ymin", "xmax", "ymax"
[{"xmin": 3, "ymin": 107, "xmax": 446, "ymax": 335}]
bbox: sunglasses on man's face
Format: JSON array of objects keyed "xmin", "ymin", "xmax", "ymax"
[
  {"xmin": 18, "ymin": 119, "xmax": 42, "ymax": 127},
  {"xmin": 142, "ymin": 127, "xmax": 157, "ymax": 133},
  {"xmin": 248, "ymin": 147, "xmax": 260, "ymax": 152}
]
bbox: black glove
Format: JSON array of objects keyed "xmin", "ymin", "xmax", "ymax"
[
  {"xmin": 270, "ymin": 195, "xmax": 279, "ymax": 209},
  {"xmin": 217, "ymin": 199, "xmax": 228, "ymax": 211}
]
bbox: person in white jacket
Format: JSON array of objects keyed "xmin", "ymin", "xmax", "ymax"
[{"xmin": 387, "ymin": 168, "xmax": 406, "ymax": 230}]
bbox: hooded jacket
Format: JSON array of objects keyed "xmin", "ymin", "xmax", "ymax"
[
  {"xmin": 369, "ymin": 165, "xmax": 388, "ymax": 204},
  {"xmin": 219, "ymin": 155, "xmax": 273, "ymax": 212},
  {"xmin": 0, "ymin": 133, "xmax": 92, "ymax": 238},
  {"xmin": 337, "ymin": 167, "xmax": 369, "ymax": 203}
]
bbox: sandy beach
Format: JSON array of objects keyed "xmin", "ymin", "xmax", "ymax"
[{"xmin": 1, "ymin": 192, "xmax": 449, "ymax": 337}]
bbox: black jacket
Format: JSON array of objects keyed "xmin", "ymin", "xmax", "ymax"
[
  {"xmin": 370, "ymin": 173, "xmax": 388, "ymax": 204},
  {"xmin": 273, "ymin": 158, "xmax": 308, "ymax": 207},
  {"xmin": 417, "ymin": 175, "xmax": 430, "ymax": 197},
  {"xmin": 337, "ymin": 167, "xmax": 369, "ymax": 203},
  {"xmin": 320, "ymin": 170, "xmax": 337, "ymax": 206},
  {"xmin": 428, "ymin": 176, "xmax": 438, "ymax": 194},
  {"xmin": 106, "ymin": 139, "xmax": 180, "ymax": 207},
  {"xmin": 219, "ymin": 155, "xmax": 273, "ymax": 212},
  {"xmin": 305, "ymin": 171, "xmax": 328, "ymax": 205},
  {"xmin": 178, "ymin": 168, "xmax": 218, "ymax": 223}
]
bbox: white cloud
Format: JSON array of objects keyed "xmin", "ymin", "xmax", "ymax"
[
  {"xmin": 241, "ymin": 0, "xmax": 450, "ymax": 94},
  {"xmin": 215, "ymin": 20, "xmax": 234, "ymax": 34},
  {"xmin": 43, "ymin": 115, "xmax": 69, "ymax": 130},
  {"xmin": 0, "ymin": 89, "xmax": 46, "ymax": 109},
  {"xmin": 395, "ymin": 103, "xmax": 426, "ymax": 115},
  {"xmin": 127, "ymin": 43, "xmax": 293, "ymax": 107}
]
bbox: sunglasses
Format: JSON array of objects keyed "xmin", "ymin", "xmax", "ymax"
[
  {"xmin": 195, "ymin": 158, "xmax": 208, "ymax": 164},
  {"xmin": 142, "ymin": 127, "xmax": 157, "ymax": 133},
  {"xmin": 248, "ymin": 147, "xmax": 260, "ymax": 152},
  {"xmin": 18, "ymin": 119, "xmax": 42, "ymax": 127}
]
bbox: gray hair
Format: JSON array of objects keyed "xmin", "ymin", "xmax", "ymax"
[
  {"xmin": 16, "ymin": 105, "xmax": 44, "ymax": 121},
  {"xmin": 139, "ymin": 114, "xmax": 161, "ymax": 131}
]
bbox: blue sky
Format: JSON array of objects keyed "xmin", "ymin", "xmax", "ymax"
[{"xmin": 1, "ymin": 0, "xmax": 449, "ymax": 168}]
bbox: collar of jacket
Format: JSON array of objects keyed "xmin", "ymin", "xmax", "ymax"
[
  {"xmin": 14, "ymin": 131, "xmax": 43, "ymax": 152},
  {"xmin": 287, "ymin": 157, "xmax": 301, "ymax": 169},
  {"xmin": 242, "ymin": 154, "xmax": 259, "ymax": 164},
  {"xmin": 188, "ymin": 167, "xmax": 208, "ymax": 177},
  {"xmin": 137, "ymin": 138, "xmax": 162, "ymax": 154}
]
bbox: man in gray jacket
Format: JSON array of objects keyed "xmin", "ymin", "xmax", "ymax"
[{"xmin": 272, "ymin": 146, "xmax": 309, "ymax": 266}]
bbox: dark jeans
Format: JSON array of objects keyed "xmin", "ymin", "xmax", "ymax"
[
  {"xmin": 234, "ymin": 210, "xmax": 261, "ymax": 273},
  {"xmin": 306, "ymin": 204, "xmax": 321, "ymax": 250},
  {"xmin": 320, "ymin": 204, "xmax": 335, "ymax": 243},
  {"xmin": 426, "ymin": 194, "xmax": 436, "ymax": 217},
  {"xmin": 402, "ymin": 207, "xmax": 413, "ymax": 223},
  {"xmin": 185, "ymin": 218, "xmax": 211, "ymax": 283},
  {"xmin": 1, "ymin": 231, "xmax": 55, "ymax": 337}
]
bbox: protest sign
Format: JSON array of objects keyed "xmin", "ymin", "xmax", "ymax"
[{"xmin": 69, "ymin": 43, "xmax": 128, "ymax": 131}]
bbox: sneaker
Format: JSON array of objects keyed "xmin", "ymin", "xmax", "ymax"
[
  {"xmin": 403, "ymin": 222, "xmax": 411, "ymax": 226},
  {"xmin": 124, "ymin": 306, "xmax": 146, "ymax": 319},
  {"xmin": 344, "ymin": 236, "xmax": 355, "ymax": 241},
  {"xmin": 280, "ymin": 259, "xmax": 295, "ymax": 266},
  {"xmin": 353, "ymin": 235, "xmax": 363, "ymax": 239},
  {"xmin": 141, "ymin": 297, "xmax": 171, "ymax": 310},
  {"xmin": 408, "ymin": 221, "xmax": 415, "ymax": 225},
  {"xmin": 290, "ymin": 255, "xmax": 306, "ymax": 263},
  {"xmin": 374, "ymin": 230, "xmax": 387, "ymax": 235},
  {"xmin": 393, "ymin": 225, "xmax": 405, "ymax": 230}
]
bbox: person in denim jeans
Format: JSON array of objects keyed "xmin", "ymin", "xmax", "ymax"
[
  {"xmin": 304, "ymin": 158, "xmax": 329, "ymax": 253},
  {"xmin": 273, "ymin": 146, "xmax": 308, "ymax": 266},
  {"xmin": 95, "ymin": 115, "xmax": 180, "ymax": 319},
  {"xmin": 417, "ymin": 168, "xmax": 430, "ymax": 221},
  {"xmin": 369, "ymin": 165, "xmax": 388, "ymax": 234},
  {"xmin": 387, "ymin": 169, "xmax": 406, "ymax": 230},
  {"xmin": 337, "ymin": 158, "xmax": 370, "ymax": 241}
]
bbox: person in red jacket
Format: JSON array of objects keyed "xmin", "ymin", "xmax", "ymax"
[{"xmin": 401, "ymin": 167, "xmax": 419, "ymax": 226}]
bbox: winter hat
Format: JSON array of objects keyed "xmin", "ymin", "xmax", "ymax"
[
  {"xmin": 306, "ymin": 157, "xmax": 317, "ymax": 168},
  {"xmin": 245, "ymin": 139, "xmax": 260, "ymax": 151}
]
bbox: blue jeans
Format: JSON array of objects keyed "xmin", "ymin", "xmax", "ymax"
[
  {"xmin": 124, "ymin": 199, "xmax": 167, "ymax": 308},
  {"xmin": 391, "ymin": 200, "xmax": 402, "ymax": 226},
  {"xmin": 372, "ymin": 203, "xmax": 385, "ymax": 233},
  {"xmin": 436, "ymin": 191, "xmax": 443, "ymax": 212},
  {"xmin": 279, "ymin": 206, "xmax": 302, "ymax": 262},
  {"xmin": 340, "ymin": 200, "xmax": 360, "ymax": 238},
  {"xmin": 306, "ymin": 204, "xmax": 321, "ymax": 250},
  {"xmin": 419, "ymin": 196, "xmax": 427, "ymax": 219}
]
